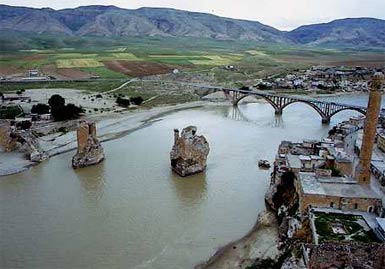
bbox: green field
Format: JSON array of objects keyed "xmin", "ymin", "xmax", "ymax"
[{"xmin": 1, "ymin": 36, "xmax": 385, "ymax": 94}]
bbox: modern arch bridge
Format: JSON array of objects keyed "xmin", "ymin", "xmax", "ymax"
[
  {"xmin": 220, "ymin": 88, "xmax": 377, "ymax": 123},
  {"xmin": 136, "ymin": 79, "xmax": 382, "ymax": 123}
]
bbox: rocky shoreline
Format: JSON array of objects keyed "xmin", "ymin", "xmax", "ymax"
[{"xmin": 196, "ymin": 208, "xmax": 280, "ymax": 269}]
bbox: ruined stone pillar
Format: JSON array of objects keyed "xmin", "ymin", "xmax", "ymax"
[
  {"xmin": 355, "ymin": 72, "xmax": 384, "ymax": 184},
  {"xmin": 72, "ymin": 121, "xmax": 105, "ymax": 169},
  {"xmin": 170, "ymin": 126, "xmax": 210, "ymax": 177},
  {"xmin": 174, "ymin": 129, "xmax": 179, "ymax": 145},
  {"xmin": 76, "ymin": 122, "xmax": 90, "ymax": 153}
]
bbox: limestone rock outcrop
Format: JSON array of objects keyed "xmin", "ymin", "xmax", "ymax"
[
  {"xmin": 72, "ymin": 121, "xmax": 105, "ymax": 169},
  {"xmin": 170, "ymin": 126, "xmax": 209, "ymax": 177}
]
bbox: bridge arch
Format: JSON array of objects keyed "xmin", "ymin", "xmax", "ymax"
[
  {"xmin": 223, "ymin": 89, "xmax": 369, "ymax": 124},
  {"xmin": 328, "ymin": 107, "xmax": 366, "ymax": 118},
  {"xmin": 234, "ymin": 93, "xmax": 329, "ymax": 121},
  {"xmin": 233, "ymin": 93, "xmax": 281, "ymax": 111},
  {"xmin": 279, "ymin": 100, "xmax": 329, "ymax": 121}
]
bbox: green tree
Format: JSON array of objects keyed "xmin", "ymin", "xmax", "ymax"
[
  {"xmin": 48, "ymin": 94, "xmax": 65, "ymax": 108},
  {"xmin": 31, "ymin": 103, "xmax": 50, "ymax": 115}
]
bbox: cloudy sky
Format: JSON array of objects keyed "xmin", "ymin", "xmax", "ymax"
[{"xmin": 1, "ymin": 0, "xmax": 385, "ymax": 30}]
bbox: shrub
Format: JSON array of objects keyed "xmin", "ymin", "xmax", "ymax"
[
  {"xmin": 57, "ymin": 127, "xmax": 68, "ymax": 134},
  {"xmin": 131, "ymin": 96, "xmax": 144, "ymax": 106},
  {"xmin": 31, "ymin": 103, "xmax": 50, "ymax": 115},
  {"xmin": 116, "ymin": 97, "xmax": 130, "ymax": 107},
  {"xmin": 0, "ymin": 106, "xmax": 24, "ymax": 119},
  {"xmin": 239, "ymin": 86, "xmax": 250, "ymax": 91},
  {"xmin": 16, "ymin": 120, "xmax": 32, "ymax": 130}
]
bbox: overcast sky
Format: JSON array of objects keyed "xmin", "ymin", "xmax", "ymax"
[{"xmin": 1, "ymin": 0, "xmax": 385, "ymax": 30}]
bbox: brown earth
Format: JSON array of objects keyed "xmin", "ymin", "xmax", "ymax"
[
  {"xmin": 56, "ymin": 68, "xmax": 92, "ymax": 80},
  {"xmin": 22, "ymin": 54, "xmax": 46, "ymax": 61},
  {"xmin": 327, "ymin": 59, "xmax": 385, "ymax": 67},
  {"xmin": 104, "ymin": 60, "xmax": 175, "ymax": 77},
  {"xmin": 0, "ymin": 66, "xmax": 23, "ymax": 76}
]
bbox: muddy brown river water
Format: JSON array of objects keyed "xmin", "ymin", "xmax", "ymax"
[{"xmin": 0, "ymin": 95, "xmax": 380, "ymax": 269}]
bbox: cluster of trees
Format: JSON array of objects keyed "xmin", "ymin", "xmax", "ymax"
[
  {"xmin": 31, "ymin": 103, "xmax": 50, "ymax": 115},
  {"xmin": 48, "ymin": 94, "xmax": 84, "ymax": 121},
  {"xmin": 116, "ymin": 97, "xmax": 130, "ymax": 107},
  {"xmin": 116, "ymin": 96, "xmax": 143, "ymax": 107}
]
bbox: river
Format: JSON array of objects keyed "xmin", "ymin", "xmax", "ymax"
[{"xmin": 0, "ymin": 95, "xmax": 379, "ymax": 269}]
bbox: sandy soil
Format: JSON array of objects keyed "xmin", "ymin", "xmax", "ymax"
[
  {"xmin": 196, "ymin": 210, "xmax": 280, "ymax": 269},
  {"xmin": 104, "ymin": 60, "xmax": 176, "ymax": 77},
  {"xmin": 21, "ymin": 88, "xmax": 119, "ymax": 114}
]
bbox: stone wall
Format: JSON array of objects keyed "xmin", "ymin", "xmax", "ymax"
[
  {"xmin": 299, "ymin": 193, "xmax": 382, "ymax": 214},
  {"xmin": 335, "ymin": 161, "xmax": 353, "ymax": 176}
]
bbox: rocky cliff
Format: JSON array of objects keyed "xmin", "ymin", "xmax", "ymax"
[{"xmin": 170, "ymin": 126, "xmax": 209, "ymax": 177}]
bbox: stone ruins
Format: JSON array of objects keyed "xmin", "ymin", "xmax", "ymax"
[
  {"xmin": 72, "ymin": 121, "xmax": 105, "ymax": 169},
  {"xmin": 170, "ymin": 126, "xmax": 210, "ymax": 177},
  {"xmin": 0, "ymin": 123, "xmax": 48, "ymax": 162}
]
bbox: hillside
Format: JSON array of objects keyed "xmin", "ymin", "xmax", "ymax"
[
  {"xmin": 1, "ymin": 5, "xmax": 385, "ymax": 50},
  {"xmin": 287, "ymin": 18, "xmax": 385, "ymax": 48},
  {"xmin": 0, "ymin": 5, "xmax": 289, "ymax": 44}
]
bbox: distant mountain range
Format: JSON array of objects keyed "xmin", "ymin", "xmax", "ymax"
[{"xmin": 1, "ymin": 4, "xmax": 385, "ymax": 49}]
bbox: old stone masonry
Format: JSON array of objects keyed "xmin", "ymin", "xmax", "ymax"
[
  {"xmin": 72, "ymin": 121, "xmax": 105, "ymax": 169},
  {"xmin": 170, "ymin": 126, "xmax": 210, "ymax": 177}
]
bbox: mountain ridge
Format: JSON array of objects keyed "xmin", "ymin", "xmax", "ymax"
[{"xmin": 1, "ymin": 4, "xmax": 385, "ymax": 49}]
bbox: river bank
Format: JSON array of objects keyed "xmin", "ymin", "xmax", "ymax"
[
  {"xmin": 0, "ymin": 101, "xmax": 211, "ymax": 176},
  {"xmin": 196, "ymin": 209, "xmax": 280, "ymax": 269}
]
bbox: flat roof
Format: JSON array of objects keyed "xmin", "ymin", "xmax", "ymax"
[
  {"xmin": 372, "ymin": 160, "xmax": 385, "ymax": 172},
  {"xmin": 299, "ymin": 172, "xmax": 381, "ymax": 199},
  {"xmin": 376, "ymin": 218, "xmax": 385, "ymax": 231},
  {"xmin": 287, "ymin": 154, "xmax": 302, "ymax": 169}
]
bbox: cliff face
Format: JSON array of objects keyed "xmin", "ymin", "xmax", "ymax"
[
  {"xmin": 170, "ymin": 126, "xmax": 209, "ymax": 177},
  {"xmin": 72, "ymin": 121, "xmax": 105, "ymax": 169}
]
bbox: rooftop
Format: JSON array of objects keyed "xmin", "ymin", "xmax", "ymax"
[
  {"xmin": 299, "ymin": 172, "xmax": 381, "ymax": 199},
  {"xmin": 376, "ymin": 218, "xmax": 385, "ymax": 231},
  {"xmin": 287, "ymin": 154, "xmax": 302, "ymax": 169}
]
